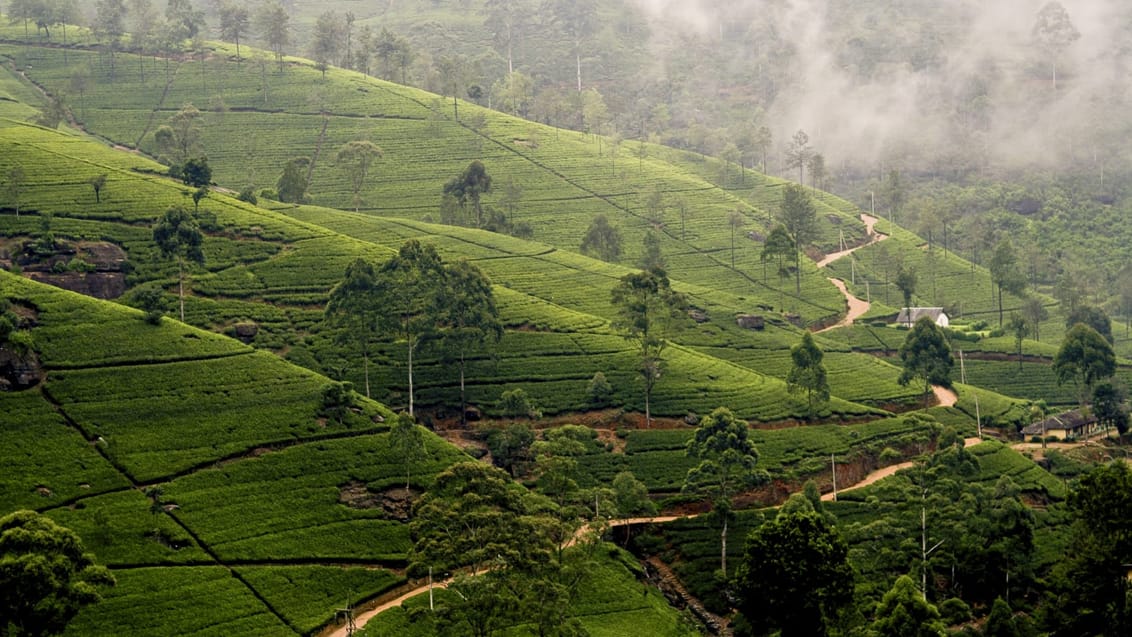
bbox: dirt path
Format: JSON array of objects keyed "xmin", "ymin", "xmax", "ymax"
[
  {"xmin": 816, "ymin": 278, "xmax": 871, "ymax": 333},
  {"xmin": 933, "ymin": 385, "xmax": 958, "ymax": 407},
  {"xmin": 814, "ymin": 214, "xmax": 888, "ymax": 332},
  {"xmin": 320, "ymin": 515, "xmax": 690, "ymax": 637},
  {"xmin": 815, "ymin": 213, "xmax": 888, "ymax": 268},
  {"xmin": 822, "ymin": 436, "xmax": 982, "ymax": 501}
]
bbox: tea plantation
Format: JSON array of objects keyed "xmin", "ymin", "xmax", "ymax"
[{"xmin": 0, "ymin": 28, "xmax": 1098, "ymax": 637}]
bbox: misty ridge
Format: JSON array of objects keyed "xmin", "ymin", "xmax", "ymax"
[{"xmin": 628, "ymin": 0, "xmax": 1131, "ymax": 177}]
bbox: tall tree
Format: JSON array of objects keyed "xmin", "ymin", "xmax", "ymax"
[
  {"xmin": 895, "ymin": 265, "xmax": 917, "ymax": 317},
  {"xmin": 256, "ymin": 1, "xmax": 289, "ymax": 72},
  {"xmin": 898, "ymin": 316, "xmax": 953, "ymax": 404},
  {"xmin": 483, "ymin": 0, "xmax": 527, "ymax": 75},
  {"xmin": 736, "ymin": 498, "xmax": 854, "ymax": 637},
  {"xmin": 389, "ymin": 414, "xmax": 427, "ymax": 491},
  {"xmin": 879, "ymin": 169, "xmax": 906, "ymax": 225},
  {"xmin": 152, "ymin": 205, "xmax": 204, "ymax": 322},
  {"xmin": 324, "ymin": 258, "xmax": 380, "ymax": 398},
  {"xmin": 610, "ymin": 268, "xmax": 687, "ymax": 427},
  {"xmin": 164, "ymin": 0, "xmax": 204, "ymax": 44},
  {"xmin": 443, "ymin": 160, "xmax": 492, "ymax": 227},
  {"xmin": 1032, "ymin": 1, "xmax": 1079, "ymax": 90},
  {"xmin": 218, "ymin": 3, "xmax": 249, "ymax": 62},
  {"xmin": 1054, "ymin": 322, "xmax": 1115, "ymax": 407},
  {"xmin": 1007, "ymin": 312, "xmax": 1029, "ymax": 371},
  {"xmin": 684, "ymin": 406, "xmax": 766, "ymax": 577},
  {"xmin": 93, "ymin": 0, "xmax": 127, "ymax": 77},
  {"xmin": 787, "ymin": 332, "xmax": 830, "ymax": 417},
  {"xmin": 727, "ymin": 209, "xmax": 744, "ymax": 269},
  {"xmin": 545, "ymin": 0, "xmax": 596, "ymax": 91},
  {"xmin": 1022, "ymin": 297, "xmax": 1049, "ymax": 341},
  {"xmin": 87, "ymin": 174, "xmax": 107, "ymax": 204},
  {"xmin": 762, "ymin": 224, "xmax": 794, "ymax": 309},
  {"xmin": 309, "ymin": 10, "xmax": 342, "ymax": 77},
  {"xmin": 4, "ymin": 167, "xmax": 26, "ymax": 218},
  {"xmin": 373, "ymin": 240, "xmax": 445, "ymax": 417},
  {"xmin": 778, "ymin": 184, "xmax": 817, "ymax": 294},
  {"xmin": 335, "ymin": 140, "xmax": 382, "ymax": 212},
  {"xmin": 437, "ymin": 259, "xmax": 502, "ymax": 426},
  {"xmin": 784, "ymin": 129, "xmax": 813, "ymax": 184},
  {"xmin": 0, "ymin": 510, "xmax": 115, "ymax": 637},
  {"xmin": 989, "ymin": 238, "xmax": 1025, "ymax": 328},
  {"xmin": 579, "ymin": 214, "xmax": 622, "ymax": 262},
  {"xmin": 639, "ymin": 230, "xmax": 665, "ymax": 272}
]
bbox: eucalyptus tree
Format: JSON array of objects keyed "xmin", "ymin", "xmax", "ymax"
[
  {"xmin": 325, "ymin": 258, "xmax": 380, "ymax": 398},
  {"xmin": 310, "ymin": 10, "xmax": 342, "ymax": 77},
  {"xmin": 437, "ymin": 259, "xmax": 502, "ymax": 426},
  {"xmin": 218, "ymin": 3, "xmax": 249, "ymax": 62},
  {"xmin": 611, "ymin": 267, "xmax": 687, "ymax": 427},
  {"xmin": 152, "ymin": 205, "xmax": 204, "ymax": 322},
  {"xmin": 762, "ymin": 224, "xmax": 795, "ymax": 310},
  {"xmin": 255, "ymin": 1, "xmax": 289, "ymax": 72},
  {"xmin": 778, "ymin": 184, "xmax": 817, "ymax": 294},
  {"xmin": 727, "ymin": 209, "xmax": 744, "ymax": 269},
  {"xmin": 335, "ymin": 140, "xmax": 382, "ymax": 212},
  {"xmin": 684, "ymin": 406, "xmax": 767, "ymax": 577},
  {"xmin": 544, "ymin": 0, "xmax": 597, "ymax": 91},
  {"xmin": 787, "ymin": 332, "xmax": 830, "ymax": 418},
  {"xmin": 784, "ymin": 129, "xmax": 813, "ymax": 184},
  {"xmin": 1032, "ymin": 1, "xmax": 1079, "ymax": 90},
  {"xmin": 373, "ymin": 240, "xmax": 446, "ymax": 417},
  {"xmin": 989, "ymin": 238, "xmax": 1025, "ymax": 327}
]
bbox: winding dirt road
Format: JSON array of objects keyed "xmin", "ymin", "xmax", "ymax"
[
  {"xmin": 821, "ymin": 436, "xmax": 981, "ymax": 501},
  {"xmin": 815, "ymin": 214, "xmax": 887, "ymax": 333},
  {"xmin": 321, "ymin": 516, "xmax": 690, "ymax": 637}
]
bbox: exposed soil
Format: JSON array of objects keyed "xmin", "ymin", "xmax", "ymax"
[
  {"xmin": 337, "ymin": 481, "xmax": 418, "ymax": 521},
  {"xmin": 3, "ymin": 238, "xmax": 129, "ymax": 300}
]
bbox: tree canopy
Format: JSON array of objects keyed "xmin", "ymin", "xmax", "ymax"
[
  {"xmin": 1, "ymin": 510, "xmax": 115, "ymax": 637},
  {"xmin": 898, "ymin": 316, "xmax": 953, "ymax": 402},
  {"xmin": 786, "ymin": 332, "xmax": 830, "ymax": 417},
  {"xmin": 737, "ymin": 498, "xmax": 854, "ymax": 637},
  {"xmin": 610, "ymin": 267, "xmax": 686, "ymax": 426},
  {"xmin": 1054, "ymin": 322, "xmax": 1115, "ymax": 407}
]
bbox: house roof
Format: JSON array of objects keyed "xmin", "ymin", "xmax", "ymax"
[
  {"xmin": 1021, "ymin": 410, "xmax": 1097, "ymax": 436},
  {"xmin": 895, "ymin": 307, "xmax": 946, "ymax": 324}
]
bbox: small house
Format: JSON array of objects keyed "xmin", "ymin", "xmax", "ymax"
[
  {"xmin": 1021, "ymin": 410, "xmax": 1102, "ymax": 441},
  {"xmin": 895, "ymin": 307, "xmax": 949, "ymax": 328}
]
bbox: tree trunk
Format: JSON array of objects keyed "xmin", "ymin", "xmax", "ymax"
[
  {"xmin": 363, "ymin": 350, "xmax": 371, "ymax": 398},
  {"xmin": 408, "ymin": 337, "xmax": 415, "ymax": 417},
  {"xmin": 575, "ymin": 49, "xmax": 582, "ymax": 92},
  {"xmin": 795, "ymin": 249, "xmax": 802, "ymax": 294},
  {"xmin": 178, "ymin": 257, "xmax": 185, "ymax": 322},
  {"xmin": 998, "ymin": 284, "xmax": 1004, "ymax": 328},
  {"xmin": 459, "ymin": 352, "xmax": 467, "ymax": 427},
  {"xmin": 720, "ymin": 515, "xmax": 728, "ymax": 578},
  {"xmin": 644, "ymin": 385, "xmax": 651, "ymax": 428}
]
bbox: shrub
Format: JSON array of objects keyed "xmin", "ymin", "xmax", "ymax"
[
  {"xmin": 586, "ymin": 371, "xmax": 613, "ymax": 407},
  {"xmin": 879, "ymin": 447, "xmax": 902, "ymax": 462},
  {"xmin": 497, "ymin": 388, "xmax": 541, "ymax": 419},
  {"xmin": 237, "ymin": 186, "xmax": 258, "ymax": 205},
  {"xmin": 938, "ymin": 598, "xmax": 972, "ymax": 624}
]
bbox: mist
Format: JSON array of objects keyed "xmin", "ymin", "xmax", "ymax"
[{"xmin": 629, "ymin": 0, "xmax": 1132, "ymax": 177}]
